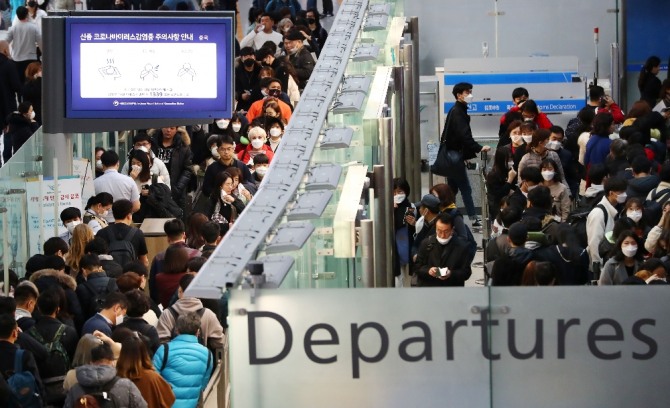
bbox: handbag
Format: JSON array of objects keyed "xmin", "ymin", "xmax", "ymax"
[{"xmin": 430, "ymin": 111, "xmax": 464, "ymax": 177}]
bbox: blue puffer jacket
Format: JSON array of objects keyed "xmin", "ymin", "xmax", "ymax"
[{"xmin": 153, "ymin": 335, "xmax": 213, "ymax": 408}]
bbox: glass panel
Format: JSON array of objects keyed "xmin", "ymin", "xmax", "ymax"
[
  {"xmin": 229, "ymin": 288, "xmax": 491, "ymax": 408},
  {"xmin": 489, "ymin": 287, "xmax": 670, "ymax": 406}
]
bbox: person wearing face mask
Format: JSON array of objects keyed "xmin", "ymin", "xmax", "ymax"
[
  {"xmin": 283, "ymin": 29, "xmax": 315, "ymax": 91},
  {"xmin": 497, "ymin": 87, "xmax": 529, "ymax": 146},
  {"xmin": 251, "ymin": 153, "xmax": 270, "ymax": 191},
  {"xmin": 486, "ymin": 148, "xmax": 518, "ymax": 220},
  {"xmin": 305, "ymin": 9, "xmax": 328, "ymax": 57},
  {"xmin": 58, "ymin": 207, "xmax": 83, "ymax": 247},
  {"xmin": 201, "ymin": 135, "xmax": 254, "ymax": 198},
  {"xmin": 121, "ymin": 133, "xmax": 171, "ymax": 189},
  {"xmin": 255, "ymin": 46, "xmax": 293, "ymax": 99},
  {"xmin": 409, "ymin": 194, "xmax": 441, "ymax": 264},
  {"xmin": 598, "ymin": 230, "xmax": 643, "ymax": 285},
  {"xmin": 439, "ymin": 82, "xmax": 491, "ymax": 228},
  {"xmin": 540, "ymin": 158, "xmax": 571, "ymax": 222},
  {"xmin": 246, "ymin": 77, "xmax": 293, "ymax": 122},
  {"xmin": 235, "ymin": 47, "xmax": 261, "ymax": 113},
  {"xmin": 264, "ymin": 116, "xmax": 284, "ymax": 152},
  {"xmin": 81, "ymin": 292, "xmax": 128, "ymax": 337},
  {"xmin": 93, "ymin": 147, "xmax": 105, "ymax": 178},
  {"xmin": 519, "ymin": 99, "xmax": 553, "ymax": 130},
  {"xmin": 548, "ymin": 125, "xmax": 580, "ymax": 196},
  {"xmin": 238, "ymin": 126, "xmax": 275, "ymax": 165},
  {"xmin": 586, "ymin": 176, "xmax": 628, "ymax": 277},
  {"xmin": 621, "ymin": 198, "xmax": 649, "ymax": 240},
  {"xmin": 517, "ymin": 129, "xmax": 568, "ymax": 192},
  {"xmin": 490, "ymin": 222, "xmax": 535, "ymax": 286},
  {"xmin": 83, "ymin": 192, "xmax": 113, "ymax": 235},
  {"xmin": 392, "ymin": 178, "xmax": 414, "ymax": 287},
  {"xmin": 3, "ymin": 100, "xmax": 39, "ymax": 163},
  {"xmin": 507, "ymin": 163, "xmax": 543, "ymax": 211},
  {"xmin": 414, "ymin": 212, "xmax": 473, "ymax": 287}
]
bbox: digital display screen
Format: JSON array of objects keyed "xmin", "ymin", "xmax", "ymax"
[{"xmin": 65, "ymin": 17, "xmax": 233, "ymax": 119}]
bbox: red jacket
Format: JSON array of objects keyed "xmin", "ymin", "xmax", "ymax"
[
  {"xmin": 499, "ymin": 105, "xmax": 552, "ymax": 129},
  {"xmin": 237, "ymin": 144, "xmax": 275, "ymax": 164}
]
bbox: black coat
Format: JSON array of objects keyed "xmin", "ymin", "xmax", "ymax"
[
  {"xmin": 30, "ymin": 269, "xmax": 84, "ymax": 334},
  {"xmin": 150, "ymin": 131, "xmax": 193, "ymax": 198},
  {"xmin": 288, "ymin": 47, "xmax": 315, "ymax": 90},
  {"xmin": 75, "ymin": 272, "xmax": 118, "ymax": 320},
  {"xmin": 4, "ymin": 112, "xmax": 39, "ymax": 161},
  {"xmin": 534, "ymin": 244, "xmax": 590, "ymax": 285},
  {"xmin": 28, "ymin": 316, "xmax": 79, "ymax": 377},
  {"xmin": 202, "ymin": 159, "xmax": 253, "ymax": 197},
  {"xmin": 441, "ymin": 101, "xmax": 482, "ymax": 160},
  {"xmin": 234, "ymin": 63, "xmax": 261, "ymax": 112},
  {"xmin": 414, "ymin": 235, "xmax": 472, "ymax": 286},
  {"xmin": 21, "ymin": 77, "xmax": 42, "ymax": 124},
  {"xmin": 116, "ymin": 317, "xmax": 160, "ymax": 354},
  {"xmin": 0, "ymin": 54, "xmax": 21, "ymax": 128}
]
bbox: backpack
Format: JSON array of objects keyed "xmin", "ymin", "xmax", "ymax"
[
  {"xmin": 80, "ymin": 376, "xmax": 120, "ymax": 408},
  {"xmin": 445, "ymin": 209, "xmax": 478, "ymax": 263},
  {"xmin": 145, "ymin": 175, "xmax": 183, "ymax": 219},
  {"xmin": 108, "ymin": 227, "xmax": 138, "ymax": 267},
  {"xmin": 83, "ymin": 278, "xmax": 118, "ymax": 317},
  {"xmin": 6, "ymin": 349, "xmax": 41, "ymax": 408},
  {"xmin": 643, "ymin": 188, "xmax": 670, "ymax": 226},
  {"xmin": 27, "ymin": 324, "xmax": 70, "ymax": 404},
  {"xmin": 166, "ymin": 306, "xmax": 206, "ymax": 344},
  {"xmin": 568, "ymin": 204, "xmax": 608, "ymax": 248}
]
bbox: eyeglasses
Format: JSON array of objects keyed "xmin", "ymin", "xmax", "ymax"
[{"xmin": 217, "ymin": 146, "xmax": 235, "ymax": 152}]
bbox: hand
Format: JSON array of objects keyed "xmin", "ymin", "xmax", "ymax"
[
  {"xmin": 130, "ymin": 167, "xmax": 140, "ymax": 179},
  {"xmin": 141, "ymin": 188, "xmax": 149, "ymax": 197},
  {"xmin": 255, "ymin": 24, "xmax": 264, "ymax": 33},
  {"xmin": 241, "ymin": 92, "xmax": 250, "ymax": 101},
  {"xmin": 481, "ymin": 145, "xmax": 491, "ymax": 152},
  {"xmin": 604, "ymin": 96, "xmax": 614, "ymax": 107},
  {"xmin": 92, "ymin": 330, "xmax": 112, "ymax": 344},
  {"xmin": 507, "ymin": 168, "xmax": 517, "ymax": 183},
  {"xmin": 224, "ymin": 194, "xmax": 235, "ymax": 204},
  {"xmin": 429, "ymin": 267, "xmax": 438, "ymax": 278},
  {"xmin": 242, "ymin": 189, "xmax": 252, "ymax": 200},
  {"xmin": 405, "ymin": 214, "xmax": 416, "ymax": 226}
]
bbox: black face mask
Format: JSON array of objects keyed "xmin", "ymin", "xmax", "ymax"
[
  {"xmin": 268, "ymin": 89, "xmax": 281, "ymax": 98},
  {"xmin": 307, "ymin": 18, "xmax": 316, "ymax": 24},
  {"xmin": 243, "ymin": 58, "xmax": 255, "ymax": 68},
  {"xmin": 203, "ymin": 4, "xmax": 214, "ymax": 10}
]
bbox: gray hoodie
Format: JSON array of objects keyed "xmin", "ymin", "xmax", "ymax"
[{"xmin": 64, "ymin": 364, "xmax": 147, "ymax": 408}]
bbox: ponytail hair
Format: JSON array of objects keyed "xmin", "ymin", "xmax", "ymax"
[{"xmin": 85, "ymin": 192, "xmax": 113, "ymax": 210}]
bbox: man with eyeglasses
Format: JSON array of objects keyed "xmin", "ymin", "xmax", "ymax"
[
  {"xmin": 201, "ymin": 134, "xmax": 253, "ymax": 198},
  {"xmin": 246, "ymin": 77, "xmax": 293, "ymax": 122}
]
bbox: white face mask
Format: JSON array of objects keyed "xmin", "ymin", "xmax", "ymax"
[
  {"xmin": 232, "ymin": 123, "xmax": 242, "ymax": 132},
  {"xmin": 545, "ymin": 140, "xmax": 561, "ymax": 151},
  {"xmin": 29, "ymin": 111, "xmax": 35, "ymax": 120},
  {"xmin": 541, "ymin": 170, "xmax": 555, "ymax": 181},
  {"xmin": 522, "ymin": 135, "xmax": 533, "ymax": 144},
  {"xmin": 115, "ymin": 313, "xmax": 125, "ymax": 326},
  {"xmin": 65, "ymin": 220, "xmax": 81, "ymax": 234},
  {"xmin": 511, "ymin": 134, "xmax": 522, "ymax": 145},
  {"xmin": 524, "ymin": 117, "xmax": 535, "ymax": 122},
  {"xmin": 394, "ymin": 193, "xmax": 406, "ymax": 204},
  {"xmin": 255, "ymin": 166, "xmax": 268, "ymax": 177},
  {"xmin": 415, "ymin": 216, "xmax": 425, "ymax": 234},
  {"xmin": 217, "ymin": 119, "xmax": 230, "ymax": 129},
  {"xmin": 616, "ymin": 192, "xmax": 628, "ymax": 204},
  {"xmin": 527, "ymin": 184, "xmax": 538, "ymax": 192},
  {"xmin": 251, "ymin": 138, "xmax": 265, "ymax": 149},
  {"xmin": 507, "ymin": 161, "xmax": 515, "ymax": 169},
  {"xmin": 491, "ymin": 218, "xmax": 503, "ymax": 238},
  {"xmin": 463, "ymin": 93, "xmax": 474, "ymax": 104},
  {"xmin": 131, "ymin": 164, "xmax": 142, "ymax": 173},
  {"xmin": 101, "ymin": 210, "xmax": 109, "ymax": 218},
  {"xmin": 96, "ymin": 159, "xmax": 103, "ymax": 169},
  {"xmin": 627, "ymin": 210, "xmax": 642, "ymax": 223},
  {"xmin": 269, "ymin": 128, "xmax": 282, "ymax": 138},
  {"xmin": 211, "ymin": 147, "xmax": 220, "ymax": 159},
  {"xmin": 220, "ymin": 189, "xmax": 228, "ymax": 200},
  {"xmin": 621, "ymin": 244, "xmax": 638, "ymax": 258},
  {"xmin": 436, "ymin": 234, "xmax": 452, "ymax": 245}
]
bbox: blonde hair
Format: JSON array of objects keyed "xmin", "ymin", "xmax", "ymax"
[{"xmin": 66, "ymin": 224, "xmax": 94, "ymax": 275}]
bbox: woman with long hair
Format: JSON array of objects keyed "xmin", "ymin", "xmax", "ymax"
[
  {"xmin": 485, "ymin": 147, "xmax": 517, "ymax": 220},
  {"xmin": 185, "ymin": 212, "xmax": 208, "ymax": 250},
  {"xmin": 599, "ymin": 230, "xmax": 644, "ymax": 285},
  {"xmin": 540, "ymin": 158, "xmax": 571, "ymax": 222},
  {"xmin": 207, "ymin": 171, "xmax": 245, "ymax": 226},
  {"xmin": 126, "ymin": 149, "xmax": 152, "ymax": 190},
  {"xmin": 117, "ymin": 335, "xmax": 175, "ymax": 408},
  {"xmin": 517, "ymin": 128, "xmax": 567, "ymax": 184},
  {"xmin": 638, "ymin": 56, "xmax": 662, "ymax": 108},
  {"xmin": 22, "ymin": 61, "xmax": 42, "ymax": 124},
  {"xmin": 154, "ymin": 246, "xmax": 189, "ymax": 308},
  {"xmin": 66, "ymin": 224, "xmax": 95, "ymax": 278},
  {"xmin": 584, "ymin": 112, "xmax": 615, "ymax": 168}
]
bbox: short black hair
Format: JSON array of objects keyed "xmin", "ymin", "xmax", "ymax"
[
  {"xmin": 16, "ymin": 6, "xmax": 28, "ymax": 20},
  {"xmin": 100, "ymin": 150, "xmax": 120, "ymax": 167},
  {"xmin": 132, "ymin": 132, "xmax": 151, "ymax": 145},
  {"xmin": 102, "ymin": 292, "xmax": 128, "ymax": 310},
  {"xmin": 18, "ymin": 101, "xmax": 32, "ymax": 114},
  {"xmin": 604, "ymin": 176, "xmax": 628, "ymax": 194},
  {"xmin": 520, "ymin": 166, "xmax": 543, "ymax": 184},
  {"xmin": 512, "ymin": 87, "xmax": 529, "ymax": 99},
  {"xmin": 527, "ymin": 185, "xmax": 552, "ymax": 210},
  {"xmin": 660, "ymin": 162, "xmax": 670, "ymax": 183},
  {"xmin": 631, "ymin": 155, "xmax": 651, "ymax": 174},
  {"xmin": 392, "ymin": 177, "xmax": 411, "ymax": 197},
  {"xmin": 588, "ymin": 163, "xmax": 608, "ymax": 185},
  {"xmin": 254, "ymin": 153, "xmax": 270, "ymax": 165},
  {"xmin": 112, "ymin": 199, "xmax": 133, "ymax": 220},
  {"xmin": 592, "ymin": 112, "xmax": 614, "ymax": 135},
  {"xmin": 79, "ymin": 253, "xmax": 101, "ymax": 270},
  {"xmin": 85, "ymin": 237, "xmax": 109, "ymax": 255},
  {"xmin": 239, "ymin": 46, "xmax": 255, "ymax": 56},
  {"xmin": 255, "ymin": 46, "xmax": 274, "ymax": 61},
  {"xmin": 60, "ymin": 207, "xmax": 81, "ymax": 223},
  {"xmin": 259, "ymin": 77, "xmax": 281, "ymax": 90},
  {"xmin": 201, "ymin": 221, "xmax": 221, "ymax": 244},
  {"xmin": 589, "ymin": 85, "xmax": 605, "ymax": 101},
  {"xmin": 499, "ymin": 206, "xmax": 522, "ymax": 228},
  {"xmin": 0, "ymin": 296, "xmax": 16, "ymax": 314},
  {"xmin": 124, "ymin": 289, "xmax": 149, "ymax": 318},
  {"xmin": 44, "ymin": 237, "xmax": 68, "ymax": 256},
  {"xmin": 90, "ymin": 342, "xmax": 115, "ymax": 362},
  {"xmin": 179, "ymin": 273, "xmax": 195, "ymax": 292},
  {"xmin": 187, "ymin": 257, "xmax": 207, "ymax": 273},
  {"xmin": 0, "ymin": 313, "xmax": 17, "ymax": 338},
  {"xmin": 217, "ymin": 134, "xmax": 235, "ymax": 147},
  {"xmin": 435, "ymin": 212, "xmax": 454, "ymax": 227},
  {"xmin": 164, "ymin": 219, "xmax": 185, "ymax": 239},
  {"xmin": 14, "ymin": 285, "xmax": 38, "ymax": 305},
  {"xmin": 123, "ymin": 260, "xmax": 148, "ymax": 277},
  {"xmin": 37, "ymin": 287, "xmax": 62, "ymax": 316},
  {"xmin": 549, "ymin": 125, "xmax": 564, "ymax": 136},
  {"xmin": 45, "ymin": 255, "xmax": 66, "ymax": 271},
  {"xmin": 452, "ymin": 82, "xmax": 472, "ymax": 98}
]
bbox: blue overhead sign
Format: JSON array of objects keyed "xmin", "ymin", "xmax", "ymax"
[
  {"xmin": 444, "ymin": 100, "xmax": 586, "ymax": 115},
  {"xmin": 443, "ymin": 72, "xmax": 578, "ymax": 86}
]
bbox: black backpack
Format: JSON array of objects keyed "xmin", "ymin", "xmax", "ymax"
[
  {"xmin": 6, "ymin": 349, "xmax": 42, "ymax": 408},
  {"xmin": 80, "ymin": 376, "xmax": 120, "ymax": 408},
  {"xmin": 108, "ymin": 227, "xmax": 138, "ymax": 267},
  {"xmin": 166, "ymin": 306, "xmax": 206, "ymax": 344},
  {"xmin": 83, "ymin": 278, "xmax": 118, "ymax": 317},
  {"xmin": 643, "ymin": 188, "xmax": 670, "ymax": 226},
  {"xmin": 27, "ymin": 324, "xmax": 70, "ymax": 404},
  {"xmin": 568, "ymin": 204, "xmax": 608, "ymax": 248}
]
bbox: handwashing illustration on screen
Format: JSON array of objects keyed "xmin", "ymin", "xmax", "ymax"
[
  {"xmin": 140, "ymin": 63, "xmax": 160, "ymax": 80},
  {"xmin": 98, "ymin": 58, "xmax": 121, "ymax": 79}
]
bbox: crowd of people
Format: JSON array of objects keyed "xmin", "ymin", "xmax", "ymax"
[{"xmin": 395, "ymin": 55, "xmax": 670, "ymax": 288}]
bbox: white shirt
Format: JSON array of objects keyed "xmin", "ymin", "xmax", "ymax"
[
  {"xmin": 94, "ymin": 168, "xmax": 140, "ymax": 223},
  {"xmin": 6, "ymin": 20, "xmax": 42, "ymax": 61},
  {"xmin": 240, "ymin": 29, "xmax": 284, "ymax": 51}
]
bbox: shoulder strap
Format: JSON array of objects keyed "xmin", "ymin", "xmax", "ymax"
[
  {"xmin": 51, "ymin": 324, "xmax": 67, "ymax": 344},
  {"xmin": 123, "ymin": 227, "xmax": 138, "ymax": 242},
  {"xmin": 196, "ymin": 307, "xmax": 206, "ymax": 317},
  {"xmin": 14, "ymin": 349, "xmax": 23, "ymax": 373},
  {"xmin": 27, "ymin": 326, "xmax": 45, "ymax": 344},
  {"xmin": 167, "ymin": 306, "xmax": 179, "ymax": 320},
  {"xmin": 440, "ymin": 110, "xmax": 454, "ymax": 144},
  {"xmin": 160, "ymin": 343, "xmax": 170, "ymax": 371},
  {"xmin": 652, "ymin": 188, "xmax": 670, "ymax": 202},
  {"xmin": 102, "ymin": 376, "xmax": 120, "ymax": 393},
  {"xmin": 595, "ymin": 204, "xmax": 608, "ymax": 225},
  {"xmin": 152, "ymin": 174, "xmax": 158, "ymax": 185}
]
